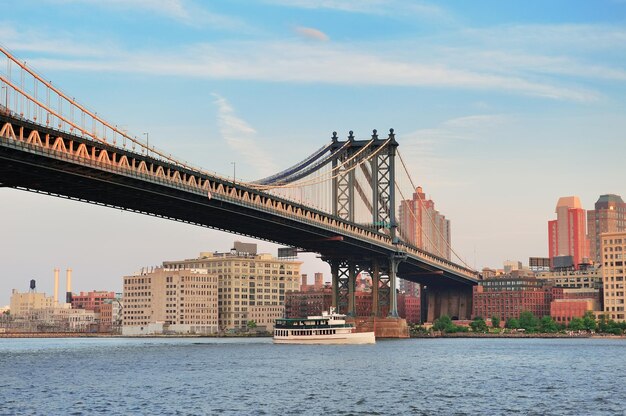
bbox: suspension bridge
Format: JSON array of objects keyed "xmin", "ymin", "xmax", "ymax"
[{"xmin": 0, "ymin": 46, "xmax": 479, "ymax": 325}]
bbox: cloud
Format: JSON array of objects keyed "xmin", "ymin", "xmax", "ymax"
[
  {"xmin": 211, "ymin": 93, "xmax": 278, "ymax": 178},
  {"xmin": 7, "ymin": 20, "xmax": 624, "ymax": 103},
  {"xmin": 400, "ymin": 114, "xmax": 509, "ymax": 176},
  {"xmin": 46, "ymin": 0, "xmax": 250, "ymax": 31},
  {"xmin": 264, "ymin": 0, "xmax": 446, "ymax": 19},
  {"xmin": 294, "ymin": 26, "xmax": 330, "ymax": 42},
  {"xmin": 18, "ymin": 40, "xmax": 599, "ymax": 102}
]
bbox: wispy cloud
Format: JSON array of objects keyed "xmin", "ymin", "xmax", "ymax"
[
  {"xmin": 461, "ymin": 24, "xmax": 626, "ymax": 52},
  {"xmin": 401, "ymin": 114, "xmax": 509, "ymax": 172},
  {"xmin": 211, "ymin": 93, "xmax": 278, "ymax": 178},
  {"xmin": 18, "ymin": 40, "xmax": 599, "ymax": 102},
  {"xmin": 7, "ymin": 20, "xmax": 625, "ymax": 102},
  {"xmin": 264, "ymin": 0, "xmax": 446, "ymax": 19},
  {"xmin": 47, "ymin": 0, "xmax": 250, "ymax": 31},
  {"xmin": 294, "ymin": 26, "xmax": 330, "ymax": 42}
]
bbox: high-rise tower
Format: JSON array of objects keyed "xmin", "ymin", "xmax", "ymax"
[
  {"xmin": 398, "ymin": 186, "xmax": 451, "ymax": 260},
  {"xmin": 587, "ymin": 194, "xmax": 626, "ymax": 264},
  {"xmin": 548, "ymin": 196, "xmax": 589, "ymax": 269}
]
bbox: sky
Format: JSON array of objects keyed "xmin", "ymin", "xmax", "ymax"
[{"xmin": 1, "ymin": 0, "xmax": 626, "ymax": 305}]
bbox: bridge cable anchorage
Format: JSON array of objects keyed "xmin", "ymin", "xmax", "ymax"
[{"xmin": 396, "ymin": 149, "xmax": 474, "ymax": 270}]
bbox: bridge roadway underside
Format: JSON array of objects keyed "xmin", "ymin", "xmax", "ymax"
[{"xmin": 0, "ymin": 133, "xmax": 475, "ymax": 318}]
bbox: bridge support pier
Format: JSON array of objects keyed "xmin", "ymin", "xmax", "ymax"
[
  {"xmin": 329, "ymin": 259, "xmax": 358, "ymax": 317},
  {"xmin": 421, "ymin": 284, "xmax": 473, "ymax": 323},
  {"xmin": 328, "ymin": 253, "xmax": 406, "ymax": 319}
]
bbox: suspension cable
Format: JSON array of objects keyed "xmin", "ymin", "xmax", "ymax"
[
  {"xmin": 250, "ymin": 139, "xmax": 389, "ymax": 190},
  {"xmin": 397, "ymin": 149, "xmax": 472, "ymax": 269}
]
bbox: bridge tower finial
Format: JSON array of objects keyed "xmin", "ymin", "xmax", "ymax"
[
  {"xmin": 348, "ymin": 130, "xmax": 355, "ymax": 141},
  {"xmin": 388, "ymin": 128, "xmax": 397, "ymax": 145},
  {"xmin": 331, "ymin": 131, "xmax": 338, "ymax": 143},
  {"xmin": 372, "ymin": 129, "xmax": 378, "ymax": 140}
]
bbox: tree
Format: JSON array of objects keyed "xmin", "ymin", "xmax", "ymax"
[
  {"xmin": 470, "ymin": 317, "xmax": 488, "ymax": 333},
  {"xmin": 539, "ymin": 316, "xmax": 558, "ymax": 333},
  {"xmin": 598, "ymin": 314, "xmax": 609, "ymax": 332},
  {"xmin": 246, "ymin": 320, "xmax": 257, "ymax": 331},
  {"xmin": 432, "ymin": 315, "xmax": 452, "ymax": 332},
  {"xmin": 568, "ymin": 317, "xmax": 584, "ymax": 331},
  {"xmin": 491, "ymin": 316, "xmax": 501, "ymax": 329},
  {"xmin": 519, "ymin": 311, "xmax": 539, "ymax": 332},
  {"xmin": 506, "ymin": 318, "xmax": 520, "ymax": 329},
  {"xmin": 582, "ymin": 311, "xmax": 597, "ymax": 331}
]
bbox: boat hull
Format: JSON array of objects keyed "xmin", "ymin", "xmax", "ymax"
[{"xmin": 273, "ymin": 331, "xmax": 376, "ymax": 345}]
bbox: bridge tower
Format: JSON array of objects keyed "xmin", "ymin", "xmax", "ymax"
[{"xmin": 326, "ymin": 129, "xmax": 404, "ymax": 319}]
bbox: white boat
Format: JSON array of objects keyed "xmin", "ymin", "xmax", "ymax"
[{"xmin": 273, "ymin": 308, "xmax": 376, "ymax": 344}]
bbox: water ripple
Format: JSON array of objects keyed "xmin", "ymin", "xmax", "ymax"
[{"xmin": 0, "ymin": 338, "xmax": 625, "ymax": 415}]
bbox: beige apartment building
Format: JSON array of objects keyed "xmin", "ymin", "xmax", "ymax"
[
  {"xmin": 247, "ymin": 305, "xmax": 285, "ymax": 331},
  {"xmin": 123, "ymin": 268, "xmax": 218, "ymax": 335},
  {"xmin": 10, "ymin": 290, "xmax": 55, "ymax": 317},
  {"xmin": 8, "ymin": 290, "xmax": 97, "ymax": 332},
  {"xmin": 601, "ymin": 231, "xmax": 626, "ymax": 321},
  {"xmin": 536, "ymin": 267, "xmax": 602, "ymax": 290},
  {"xmin": 163, "ymin": 243, "xmax": 301, "ymax": 332}
]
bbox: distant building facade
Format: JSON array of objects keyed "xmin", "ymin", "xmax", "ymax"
[
  {"xmin": 10, "ymin": 290, "xmax": 54, "ymax": 317},
  {"xmin": 163, "ymin": 244, "xmax": 301, "ymax": 332},
  {"xmin": 397, "ymin": 294, "xmax": 421, "ymax": 323},
  {"xmin": 247, "ymin": 305, "xmax": 284, "ymax": 332},
  {"xmin": 122, "ymin": 268, "xmax": 218, "ymax": 335},
  {"xmin": 587, "ymin": 194, "xmax": 626, "ymax": 264},
  {"xmin": 285, "ymin": 288, "xmax": 332, "ymax": 318},
  {"xmin": 300, "ymin": 272, "xmax": 325, "ymax": 292},
  {"xmin": 548, "ymin": 196, "xmax": 590, "ymax": 269},
  {"xmin": 399, "ymin": 279, "xmax": 419, "ymax": 297},
  {"xmin": 71, "ymin": 291, "xmax": 116, "ymax": 312},
  {"xmin": 472, "ymin": 277, "xmax": 554, "ymax": 321},
  {"xmin": 398, "ymin": 186, "xmax": 451, "ymax": 260},
  {"xmin": 551, "ymin": 299, "xmax": 596, "ymax": 325},
  {"xmin": 601, "ymin": 231, "xmax": 626, "ymax": 322}
]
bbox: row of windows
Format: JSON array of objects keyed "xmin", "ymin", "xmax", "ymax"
[{"xmin": 124, "ymin": 278, "xmax": 152, "ymax": 285}]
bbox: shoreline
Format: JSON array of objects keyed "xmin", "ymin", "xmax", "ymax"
[
  {"xmin": 410, "ymin": 332, "xmax": 626, "ymax": 339},
  {"xmin": 1, "ymin": 332, "xmax": 624, "ymax": 339},
  {"xmin": 0, "ymin": 332, "xmax": 271, "ymax": 339}
]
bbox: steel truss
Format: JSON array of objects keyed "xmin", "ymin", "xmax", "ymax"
[{"xmin": 327, "ymin": 252, "xmax": 406, "ymax": 318}]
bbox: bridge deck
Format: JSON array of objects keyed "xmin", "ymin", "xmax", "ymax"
[{"xmin": 0, "ymin": 113, "xmax": 478, "ymax": 287}]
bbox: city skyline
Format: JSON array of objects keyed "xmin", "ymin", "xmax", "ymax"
[{"xmin": 2, "ymin": 0, "xmax": 626, "ymax": 305}]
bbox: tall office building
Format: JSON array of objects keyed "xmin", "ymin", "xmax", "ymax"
[
  {"xmin": 601, "ymin": 231, "xmax": 626, "ymax": 322},
  {"xmin": 398, "ymin": 186, "xmax": 451, "ymax": 260},
  {"xmin": 548, "ymin": 196, "xmax": 590, "ymax": 269},
  {"xmin": 587, "ymin": 194, "xmax": 626, "ymax": 264}
]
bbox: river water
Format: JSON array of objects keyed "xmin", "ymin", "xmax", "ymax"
[{"xmin": 1, "ymin": 337, "xmax": 625, "ymax": 415}]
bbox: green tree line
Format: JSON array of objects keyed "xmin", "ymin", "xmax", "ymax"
[{"xmin": 422, "ymin": 311, "xmax": 626, "ymax": 335}]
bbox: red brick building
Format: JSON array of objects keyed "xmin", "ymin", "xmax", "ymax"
[
  {"xmin": 550, "ymin": 299, "xmax": 596, "ymax": 325},
  {"xmin": 397, "ymin": 294, "xmax": 421, "ymax": 323},
  {"xmin": 285, "ymin": 289, "xmax": 332, "ymax": 318},
  {"xmin": 472, "ymin": 277, "xmax": 554, "ymax": 321},
  {"xmin": 71, "ymin": 291, "xmax": 116, "ymax": 312},
  {"xmin": 286, "ymin": 289, "xmax": 420, "ymax": 321}
]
